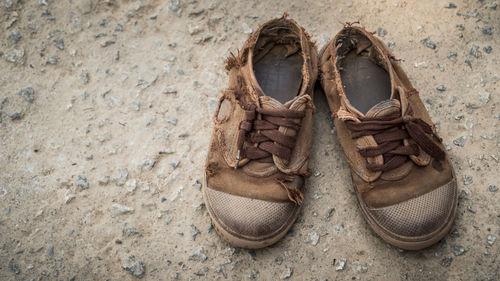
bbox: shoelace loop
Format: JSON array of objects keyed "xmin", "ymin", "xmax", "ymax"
[
  {"xmin": 235, "ymin": 104, "xmax": 305, "ymax": 168},
  {"xmin": 345, "ymin": 110, "xmax": 445, "ymax": 172}
]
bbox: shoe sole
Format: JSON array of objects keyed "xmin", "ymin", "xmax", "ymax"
[
  {"xmin": 202, "ymin": 179, "xmax": 301, "ymax": 249},
  {"xmin": 355, "ymin": 176, "xmax": 458, "ymax": 250}
]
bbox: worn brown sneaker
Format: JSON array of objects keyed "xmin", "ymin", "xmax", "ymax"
[
  {"xmin": 320, "ymin": 24, "xmax": 457, "ymax": 250},
  {"xmin": 204, "ymin": 15, "xmax": 318, "ymax": 248}
]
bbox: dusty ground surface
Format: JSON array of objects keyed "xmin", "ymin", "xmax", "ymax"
[{"xmin": 0, "ymin": 0, "xmax": 498, "ymax": 280}]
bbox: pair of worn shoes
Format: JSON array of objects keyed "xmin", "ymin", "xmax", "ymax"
[{"xmin": 204, "ymin": 15, "xmax": 457, "ymax": 250}]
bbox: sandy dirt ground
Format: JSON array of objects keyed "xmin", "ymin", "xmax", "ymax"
[{"xmin": 0, "ymin": 0, "xmax": 498, "ymax": 280}]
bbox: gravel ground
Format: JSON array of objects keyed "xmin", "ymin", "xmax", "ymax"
[{"xmin": 0, "ymin": 0, "xmax": 498, "ymax": 280}]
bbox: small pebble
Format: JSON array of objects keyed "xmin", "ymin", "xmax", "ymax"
[
  {"xmin": 335, "ymin": 258, "xmax": 346, "ymax": 271},
  {"xmin": 447, "ymin": 52, "xmax": 457, "ymax": 62},
  {"xmin": 123, "ymin": 260, "xmax": 145, "ymax": 277},
  {"xmin": 436, "ymin": 85, "xmax": 446, "ymax": 91},
  {"xmin": 280, "ymin": 267, "xmax": 293, "ymax": 279},
  {"xmin": 444, "ymin": 2, "xmax": 457, "ymax": 8},
  {"xmin": 190, "ymin": 224, "xmax": 200, "ymax": 241},
  {"xmin": 76, "ymin": 175, "xmax": 89, "ymax": 189},
  {"xmin": 113, "ymin": 168, "xmax": 128, "ymax": 186},
  {"xmin": 139, "ymin": 159, "xmax": 156, "ymax": 171},
  {"xmin": 100, "ymin": 40, "xmax": 115, "ymax": 47},
  {"xmin": 487, "ymin": 234, "xmax": 496, "ymax": 245},
  {"xmin": 41, "ymin": 9, "xmax": 55, "ymax": 20},
  {"xmin": 478, "ymin": 92, "xmax": 490, "ymax": 103},
  {"xmin": 249, "ymin": 269, "xmax": 259, "ymax": 279},
  {"xmin": 465, "ymin": 103, "xmax": 478, "ymax": 109},
  {"xmin": 162, "ymin": 87, "xmax": 177, "ymax": 95},
  {"xmin": 377, "ymin": 27, "xmax": 387, "ymax": 37},
  {"xmin": 6, "ymin": 112, "xmax": 23, "ymax": 120},
  {"xmin": 467, "ymin": 205, "xmax": 476, "ymax": 213},
  {"xmin": 242, "ymin": 23, "xmax": 253, "ymax": 34},
  {"xmin": 47, "ymin": 56, "xmax": 58, "ymax": 64},
  {"xmin": 463, "ymin": 175, "xmax": 473, "ymax": 185},
  {"xmin": 129, "ymin": 102, "xmax": 140, "ymax": 111},
  {"xmin": 458, "ymin": 189, "xmax": 470, "ymax": 199},
  {"xmin": 203, "ymin": 34, "xmax": 213, "ymax": 42},
  {"xmin": 168, "ymin": 0, "xmax": 181, "ymax": 12},
  {"xmin": 3, "ymin": 0, "xmax": 14, "ymax": 8},
  {"xmin": 8, "ymin": 30, "xmax": 21, "ymax": 44},
  {"xmin": 111, "ymin": 203, "xmax": 134, "ymax": 217},
  {"xmin": 188, "ymin": 24, "xmax": 203, "ymax": 35},
  {"xmin": 482, "ymin": 27, "xmax": 492, "ymax": 35},
  {"xmin": 440, "ymin": 256, "xmax": 453, "ymax": 267},
  {"xmin": 171, "ymin": 160, "xmax": 180, "ymax": 169},
  {"xmin": 193, "ymin": 179, "xmax": 202, "ymax": 190},
  {"xmin": 421, "ymin": 38, "xmax": 436, "ymax": 49},
  {"xmin": 309, "ymin": 232, "xmax": 319, "ymax": 246},
  {"xmin": 470, "ymin": 44, "xmax": 481, "ymax": 58},
  {"xmin": 333, "ymin": 225, "xmax": 342, "ymax": 234},
  {"xmin": 488, "ymin": 185, "xmax": 498, "ymax": 192},
  {"xmin": 98, "ymin": 176, "xmax": 110, "ymax": 185},
  {"xmin": 354, "ymin": 262, "xmax": 368, "ymax": 273},
  {"xmin": 0, "ymin": 187, "xmax": 7, "ymax": 198},
  {"xmin": 452, "ymin": 245, "xmax": 469, "ymax": 256},
  {"xmin": 65, "ymin": 194, "xmax": 76, "ymax": 204},
  {"xmin": 165, "ymin": 116, "xmax": 177, "ymax": 125},
  {"xmin": 453, "ymin": 136, "xmax": 467, "ymax": 147},
  {"xmin": 8, "ymin": 259, "xmax": 20, "ymax": 274},
  {"xmin": 465, "ymin": 59, "xmax": 472, "ymax": 69},
  {"xmin": 189, "ymin": 9, "xmax": 205, "ymax": 17},
  {"xmin": 125, "ymin": 179, "xmax": 137, "ymax": 193},
  {"xmin": 18, "ymin": 87, "xmax": 35, "ymax": 103},
  {"xmin": 52, "ymin": 39, "xmax": 64, "ymax": 50},
  {"xmin": 188, "ymin": 247, "xmax": 208, "ymax": 262},
  {"xmin": 47, "ymin": 246, "xmax": 54, "ymax": 256}
]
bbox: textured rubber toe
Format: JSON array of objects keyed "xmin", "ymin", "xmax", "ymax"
[
  {"xmin": 203, "ymin": 186, "xmax": 301, "ymax": 249},
  {"xmin": 358, "ymin": 178, "xmax": 458, "ymax": 250}
]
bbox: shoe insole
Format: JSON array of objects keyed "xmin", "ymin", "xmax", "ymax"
[
  {"xmin": 340, "ymin": 51, "xmax": 391, "ymax": 114},
  {"xmin": 253, "ymin": 45, "xmax": 303, "ymax": 104}
]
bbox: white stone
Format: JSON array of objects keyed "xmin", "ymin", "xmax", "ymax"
[
  {"xmin": 478, "ymin": 91, "xmax": 490, "ymax": 103},
  {"xmin": 125, "ymin": 179, "xmax": 137, "ymax": 192},
  {"xmin": 111, "ymin": 204, "xmax": 134, "ymax": 217}
]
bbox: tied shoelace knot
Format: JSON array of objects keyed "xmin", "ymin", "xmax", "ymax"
[
  {"xmin": 235, "ymin": 104, "xmax": 305, "ymax": 168},
  {"xmin": 345, "ymin": 110, "xmax": 445, "ymax": 172}
]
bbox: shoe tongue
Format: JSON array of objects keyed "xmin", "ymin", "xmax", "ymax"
[
  {"xmin": 261, "ymin": 96, "xmax": 284, "ymax": 109},
  {"xmin": 365, "ymin": 99, "xmax": 401, "ymax": 118}
]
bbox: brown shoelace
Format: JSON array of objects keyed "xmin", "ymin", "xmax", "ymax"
[
  {"xmin": 235, "ymin": 104, "xmax": 304, "ymax": 167},
  {"xmin": 345, "ymin": 110, "xmax": 445, "ymax": 172}
]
